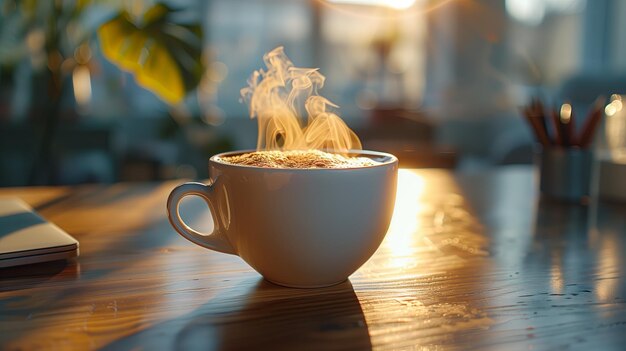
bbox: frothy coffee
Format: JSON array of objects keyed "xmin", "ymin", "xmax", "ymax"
[{"xmin": 217, "ymin": 150, "xmax": 379, "ymax": 169}]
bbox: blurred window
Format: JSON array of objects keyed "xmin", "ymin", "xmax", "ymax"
[
  {"xmin": 320, "ymin": 0, "xmax": 427, "ymax": 113},
  {"xmin": 505, "ymin": 0, "xmax": 586, "ymax": 86},
  {"xmin": 206, "ymin": 0, "xmax": 427, "ymax": 119}
]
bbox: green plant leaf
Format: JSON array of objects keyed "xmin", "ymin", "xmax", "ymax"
[{"xmin": 97, "ymin": 4, "xmax": 203, "ymax": 104}]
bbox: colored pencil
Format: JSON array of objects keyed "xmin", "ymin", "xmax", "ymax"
[
  {"xmin": 578, "ymin": 96, "xmax": 606, "ymax": 148},
  {"xmin": 550, "ymin": 108, "xmax": 563, "ymax": 147},
  {"xmin": 522, "ymin": 106, "xmax": 550, "ymax": 147}
]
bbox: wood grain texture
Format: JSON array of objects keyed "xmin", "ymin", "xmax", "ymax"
[{"xmin": 1, "ymin": 167, "xmax": 626, "ymax": 350}]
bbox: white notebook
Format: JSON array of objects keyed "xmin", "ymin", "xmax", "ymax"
[{"xmin": 0, "ymin": 198, "xmax": 78, "ymax": 268}]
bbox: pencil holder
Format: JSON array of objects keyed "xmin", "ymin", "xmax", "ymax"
[{"xmin": 538, "ymin": 148, "xmax": 592, "ymax": 201}]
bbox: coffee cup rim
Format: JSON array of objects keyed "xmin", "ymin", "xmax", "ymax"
[{"xmin": 209, "ymin": 149, "xmax": 398, "ymax": 171}]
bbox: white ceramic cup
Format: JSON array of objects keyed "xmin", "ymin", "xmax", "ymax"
[{"xmin": 167, "ymin": 150, "xmax": 398, "ymax": 288}]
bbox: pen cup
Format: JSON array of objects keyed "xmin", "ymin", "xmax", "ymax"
[{"xmin": 538, "ymin": 148, "xmax": 592, "ymax": 202}]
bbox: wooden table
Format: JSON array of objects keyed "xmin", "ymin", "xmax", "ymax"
[{"xmin": 1, "ymin": 167, "xmax": 625, "ymax": 350}]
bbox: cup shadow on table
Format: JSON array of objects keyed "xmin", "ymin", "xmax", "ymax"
[{"xmin": 101, "ymin": 279, "xmax": 372, "ymax": 351}]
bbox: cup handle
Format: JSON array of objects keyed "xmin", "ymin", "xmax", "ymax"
[{"xmin": 167, "ymin": 181, "xmax": 236, "ymax": 255}]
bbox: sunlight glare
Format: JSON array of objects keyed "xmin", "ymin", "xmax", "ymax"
[
  {"xmin": 328, "ymin": 0, "xmax": 417, "ymax": 10},
  {"xmin": 384, "ymin": 169, "xmax": 425, "ymax": 265}
]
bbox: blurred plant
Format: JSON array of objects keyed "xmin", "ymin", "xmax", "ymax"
[
  {"xmin": 0, "ymin": 0, "xmax": 205, "ymax": 184},
  {"xmin": 0, "ymin": 0, "xmax": 95, "ymax": 108},
  {"xmin": 0, "ymin": 0, "xmax": 203, "ymax": 104},
  {"xmin": 98, "ymin": 3, "xmax": 203, "ymax": 104}
]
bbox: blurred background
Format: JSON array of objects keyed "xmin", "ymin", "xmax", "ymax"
[{"xmin": 0, "ymin": 0, "xmax": 624, "ymax": 186}]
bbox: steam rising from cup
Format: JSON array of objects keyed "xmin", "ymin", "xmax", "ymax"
[{"xmin": 240, "ymin": 47, "xmax": 362, "ymax": 153}]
